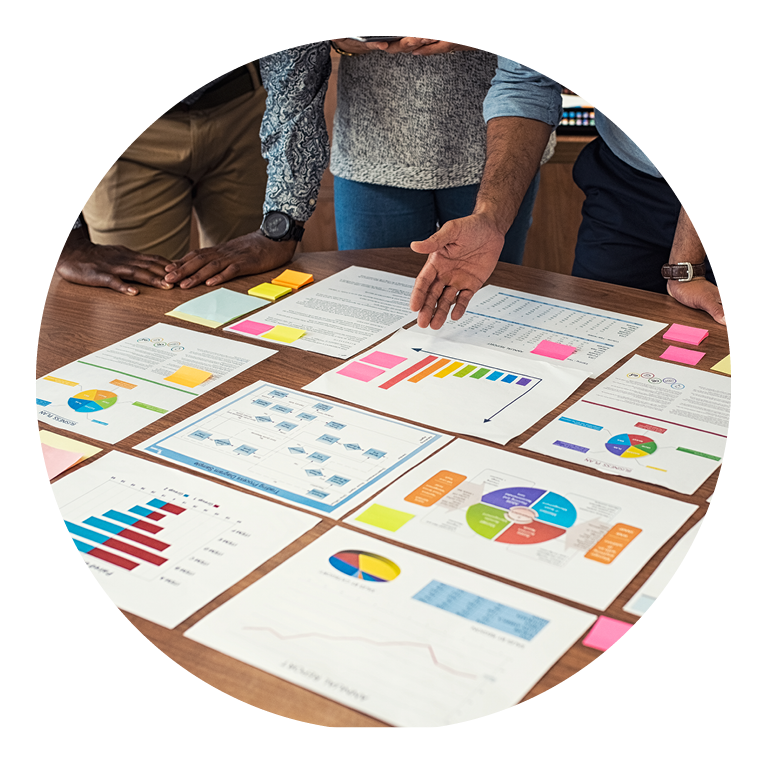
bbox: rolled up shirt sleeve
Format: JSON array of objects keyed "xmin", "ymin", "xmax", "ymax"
[
  {"xmin": 483, "ymin": 57, "xmax": 563, "ymax": 127},
  {"xmin": 259, "ymin": 42, "xmax": 332, "ymax": 222}
]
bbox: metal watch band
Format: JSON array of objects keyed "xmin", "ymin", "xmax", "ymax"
[{"xmin": 661, "ymin": 262, "xmax": 706, "ymax": 282}]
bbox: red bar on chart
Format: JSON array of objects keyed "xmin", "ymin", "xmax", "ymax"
[
  {"xmin": 147, "ymin": 512, "xmax": 164, "ymax": 521},
  {"xmin": 132, "ymin": 519, "xmax": 163, "ymax": 534},
  {"xmin": 88, "ymin": 547, "xmax": 140, "ymax": 571},
  {"xmin": 118, "ymin": 528, "xmax": 171, "ymax": 551},
  {"xmin": 379, "ymin": 355, "xmax": 439, "ymax": 390},
  {"xmin": 104, "ymin": 538, "xmax": 168, "ymax": 566},
  {"xmin": 161, "ymin": 503, "xmax": 185, "ymax": 515},
  {"xmin": 409, "ymin": 358, "xmax": 452, "ymax": 383}
]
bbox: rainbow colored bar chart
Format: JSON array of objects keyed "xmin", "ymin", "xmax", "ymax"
[{"xmin": 306, "ymin": 329, "xmax": 589, "ymax": 445}]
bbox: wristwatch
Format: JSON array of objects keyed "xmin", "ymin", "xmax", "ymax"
[
  {"xmin": 260, "ymin": 211, "xmax": 305, "ymax": 242},
  {"xmin": 661, "ymin": 262, "xmax": 706, "ymax": 282}
]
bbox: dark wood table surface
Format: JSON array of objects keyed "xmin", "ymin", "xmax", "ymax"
[{"xmin": 37, "ymin": 248, "xmax": 730, "ymax": 727}]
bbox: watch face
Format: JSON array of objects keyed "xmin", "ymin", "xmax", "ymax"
[{"xmin": 263, "ymin": 212, "xmax": 291, "ymax": 239}]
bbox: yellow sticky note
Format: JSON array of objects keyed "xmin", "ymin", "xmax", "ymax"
[
  {"xmin": 248, "ymin": 283, "xmax": 291, "ymax": 301},
  {"xmin": 271, "ymin": 269, "xmax": 314, "ymax": 289},
  {"xmin": 711, "ymin": 354, "xmax": 731, "ymax": 375},
  {"xmin": 164, "ymin": 365, "xmax": 212, "ymax": 388},
  {"xmin": 260, "ymin": 325, "xmax": 306, "ymax": 343},
  {"xmin": 355, "ymin": 504, "xmax": 415, "ymax": 533}
]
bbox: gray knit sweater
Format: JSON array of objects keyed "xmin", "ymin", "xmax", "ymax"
[{"xmin": 330, "ymin": 50, "xmax": 498, "ymax": 190}]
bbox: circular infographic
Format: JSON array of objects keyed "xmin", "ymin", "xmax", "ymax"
[
  {"xmin": 68, "ymin": 389, "xmax": 118, "ymax": 413},
  {"xmin": 329, "ymin": 550, "xmax": 400, "ymax": 582},
  {"xmin": 466, "ymin": 486, "xmax": 577, "ymax": 545},
  {"xmin": 605, "ymin": 433, "xmax": 657, "ymax": 459}
]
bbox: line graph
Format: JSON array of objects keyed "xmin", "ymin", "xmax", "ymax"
[{"xmin": 241, "ymin": 625, "xmax": 479, "ymax": 679}]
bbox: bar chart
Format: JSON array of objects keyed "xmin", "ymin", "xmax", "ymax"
[
  {"xmin": 52, "ymin": 452, "xmax": 318, "ymax": 627},
  {"xmin": 307, "ymin": 329, "xmax": 589, "ymax": 445}
]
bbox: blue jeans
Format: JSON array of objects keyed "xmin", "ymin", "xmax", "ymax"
[{"xmin": 333, "ymin": 172, "xmax": 540, "ymax": 265}]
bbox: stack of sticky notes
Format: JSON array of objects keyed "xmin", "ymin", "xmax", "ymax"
[
  {"xmin": 271, "ymin": 269, "xmax": 314, "ymax": 290},
  {"xmin": 248, "ymin": 283, "xmax": 292, "ymax": 301},
  {"xmin": 166, "ymin": 288, "xmax": 269, "ymax": 328},
  {"xmin": 227, "ymin": 319, "xmax": 306, "ymax": 344},
  {"xmin": 663, "ymin": 323, "xmax": 709, "ymax": 345},
  {"xmin": 659, "ymin": 323, "xmax": 710, "ymax": 366}
]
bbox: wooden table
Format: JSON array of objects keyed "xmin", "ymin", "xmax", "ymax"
[{"xmin": 37, "ymin": 248, "xmax": 730, "ymax": 727}]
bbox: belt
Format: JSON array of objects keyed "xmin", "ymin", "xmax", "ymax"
[{"xmin": 167, "ymin": 64, "xmax": 255, "ymax": 113}]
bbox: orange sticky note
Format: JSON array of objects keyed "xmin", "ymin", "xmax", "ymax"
[
  {"xmin": 271, "ymin": 269, "xmax": 314, "ymax": 290},
  {"xmin": 164, "ymin": 365, "xmax": 212, "ymax": 388},
  {"xmin": 405, "ymin": 470, "xmax": 467, "ymax": 507}
]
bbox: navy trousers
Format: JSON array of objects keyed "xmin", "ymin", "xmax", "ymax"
[{"xmin": 572, "ymin": 136, "xmax": 715, "ymax": 293}]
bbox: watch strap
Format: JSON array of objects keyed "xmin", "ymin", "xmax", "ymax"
[{"xmin": 661, "ymin": 262, "xmax": 706, "ymax": 282}]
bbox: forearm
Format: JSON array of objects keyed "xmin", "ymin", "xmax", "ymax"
[
  {"xmin": 473, "ymin": 116, "xmax": 553, "ymax": 234},
  {"xmin": 668, "ymin": 207, "xmax": 706, "ymax": 265},
  {"xmin": 259, "ymin": 42, "xmax": 331, "ymax": 222}
]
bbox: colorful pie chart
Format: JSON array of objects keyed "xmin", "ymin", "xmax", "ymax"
[
  {"xmin": 68, "ymin": 389, "xmax": 118, "ymax": 413},
  {"xmin": 467, "ymin": 486, "xmax": 577, "ymax": 545},
  {"xmin": 329, "ymin": 550, "xmax": 400, "ymax": 582},
  {"xmin": 605, "ymin": 433, "xmax": 658, "ymax": 459}
]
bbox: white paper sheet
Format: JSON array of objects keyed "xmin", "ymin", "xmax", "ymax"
[
  {"xmin": 304, "ymin": 328, "xmax": 589, "ymax": 445},
  {"xmin": 411, "ymin": 285, "xmax": 667, "ymax": 378},
  {"xmin": 224, "ymin": 266, "xmax": 417, "ymax": 358},
  {"xmin": 135, "ymin": 381, "xmax": 452, "ymax": 517},
  {"xmin": 36, "ymin": 322, "xmax": 275, "ymax": 444},
  {"xmin": 347, "ymin": 439, "xmax": 698, "ymax": 610},
  {"xmin": 623, "ymin": 521, "xmax": 702, "ymax": 616},
  {"xmin": 53, "ymin": 452, "xmax": 319, "ymax": 628},
  {"xmin": 183, "ymin": 527, "xmax": 595, "ymax": 726},
  {"xmin": 522, "ymin": 355, "xmax": 729, "ymax": 494}
]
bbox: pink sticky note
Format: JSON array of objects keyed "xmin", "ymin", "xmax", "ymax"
[
  {"xmin": 582, "ymin": 616, "xmax": 633, "ymax": 651},
  {"xmin": 663, "ymin": 323, "xmax": 709, "ymax": 345},
  {"xmin": 531, "ymin": 339, "xmax": 578, "ymax": 360},
  {"xmin": 42, "ymin": 443, "xmax": 83, "ymax": 480},
  {"xmin": 229, "ymin": 319, "xmax": 275, "ymax": 337},
  {"xmin": 660, "ymin": 345, "xmax": 706, "ymax": 365},
  {"xmin": 361, "ymin": 351, "xmax": 408, "ymax": 369},
  {"xmin": 337, "ymin": 361, "xmax": 386, "ymax": 382}
]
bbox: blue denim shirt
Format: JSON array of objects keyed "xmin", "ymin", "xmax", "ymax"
[{"xmin": 484, "ymin": 57, "xmax": 661, "ymax": 178}]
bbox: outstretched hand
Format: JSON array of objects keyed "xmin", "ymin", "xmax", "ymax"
[
  {"xmin": 163, "ymin": 231, "xmax": 297, "ymax": 289},
  {"xmin": 409, "ymin": 213, "xmax": 505, "ymax": 330},
  {"xmin": 667, "ymin": 278, "xmax": 726, "ymax": 325}
]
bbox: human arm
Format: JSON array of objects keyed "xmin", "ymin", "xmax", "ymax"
[
  {"xmin": 164, "ymin": 42, "xmax": 332, "ymax": 289},
  {"xmin": 410, "ymin": 58, "xmax": 562, "ymax": 329},
  {"xmin": 665, "ymin": 207, "xmax": 725, "ymax": 324},
  {"xmin": 56, "ymin": 218, "xmax": 173, "ymax": 295},
  {"xmin": 331, "ymin": 37, "xmax": 471, "ymax": 56}
]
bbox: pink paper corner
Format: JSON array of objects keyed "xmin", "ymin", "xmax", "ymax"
[{"xmin": 337, "ymin": 361, "xmax": 386, "ymax": 383}]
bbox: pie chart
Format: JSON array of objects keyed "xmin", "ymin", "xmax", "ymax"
[
  {"xmin": 329, "ymin": 550, "xmax": 401, "ymax": 582},
  {"xmin": 466, "ymin": 486, "xmax": 577, "ymax": 545},
  {"xmin": 68, "ymin": 389, "xmax": 118, "ymax": 413},
  {"xmin": 605, "ymin": 433, "xmax": 658, "ymax": 459}
]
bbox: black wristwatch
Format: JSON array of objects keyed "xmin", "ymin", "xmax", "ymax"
[{"xmin": 260, "ymin": 211, "xmax": 305, "ymax": 242}]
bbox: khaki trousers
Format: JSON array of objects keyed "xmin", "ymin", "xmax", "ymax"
[{"xmin": 83, "ymin": 65, "xmax": 267, "ymax": 261}]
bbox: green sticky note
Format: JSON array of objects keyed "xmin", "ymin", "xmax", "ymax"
[
  {"xmin": 248, "ymin": 283, "xmax": 292, "ymax": 301},
  {"xmin": 355, "ymin": 504, "xmax": 415, "ymax": 532},
  {"xmin": 260, "ymin": 325, "xmax": 306, "ymax": 343}
]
